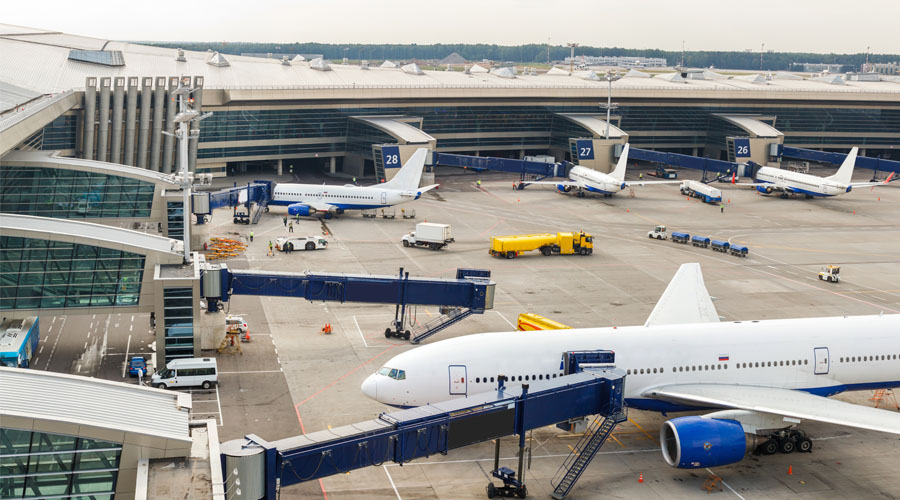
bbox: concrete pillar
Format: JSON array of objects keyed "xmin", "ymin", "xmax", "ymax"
[
  {"xmin": 82, "ymin": 77, "xmax": 97, "ymax": 160},
  {"xmin": 110, "ymin": 77, "xmax": 125, "ymax": 164},
  {"xmin": 692, "ymin": 147, "xmax": 699, "ymax": 157},
  {"xmin": 138, "ymin": 77, "xmax": 153, "ymax": 169},
  {"xmin": 149, "ymin": 77, "xmax": 166, "ymax": 171},
  {"xmin": 97, "ymin": 77, "xmax": 111, "ymax": 162},
  {"xmin": 520, "ymin": 149, "xmax": 526, "ymax": 159},
  {"xmin": 860, "ymin": 148, "xmax": 867, "ymax": 157},
  {"xmin": 329, "ymin": 156, "xmax": 336, "ymax": 174},
  {"xmin": 188, "ymin": 76, "xmax": 204, "ymax": 173},
  {"xmin": 162, "ymin": 77, "xmax": 178, "ymax": 173},
  {"xmin": 277, "ymin": 158, "xmax": 283, "ymax": 176},
  {"xmin": 124, "ymin": 77, "xmax": 138, "ymax": 166}
]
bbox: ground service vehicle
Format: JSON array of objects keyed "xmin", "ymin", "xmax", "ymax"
[
  {"xmin": 671, "ymin": 232, "xmax": 690, "ymax": 244},
  {"xmin": 276, "ymin": 236, "xmax": 327, "ymax": 252},
  {"xmin": 691, "ymin": 236, "xmax": 711, "ymax": 248},
  {"xmin": 151, "ymin": 358, "xmax": 218, "ymax": 389},
  {"xmin": 233, "ymin": 210, "xmax": 250, "ymax": 224},
  {"xmin": 129, "ymin": 356, "xmax": 149, "ymax": 377},
  {"xmin": 649, "ymin": 165, "xmax": 678, "ymax": 179},
  {"xmin": 648, "ymin": 225, "xmax": 668, "ymax": 240},
  {"xmin": 402, "ymin": 223, "xmax": 454, "ymax": 250},
  {"xmin": 711, "ymin": 240, "xmax": 730, "ymax": 252},
  {"xmin": 490, "ymin": 232, "xmax": 592, "ymax": 259},
  {"xmin": 0, "ymin": 317, "xmax": 39, "ymax": 368},
  {"xmin": 680, "ymin": 180, "xmax": 722, "ymax": 203},
  {"xmin": 819, "ymin": 265, "xmax": 840, "ymax": 283},
  {"xmin": 225, "ymin": 315, "xmax": 250, "ymax": 342},
  {"xmin": 730, "ymin": 245, "xmax": 749, "ymax": 257}
]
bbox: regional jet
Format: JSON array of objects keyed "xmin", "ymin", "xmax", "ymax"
[
  {"xmin": 747, "ymin": 147, "xmax": 895, "ymax": 198},
  {"xmin": 270, "ymin": 148, "xmax": 437, "ymax": 216},
  {"xmin": 362, "ymin": 263, "xmax": 900, "ymax": 469},
  {"xmin": 531, "ymin": 144, "xmax": 679, "ymax": 197}
]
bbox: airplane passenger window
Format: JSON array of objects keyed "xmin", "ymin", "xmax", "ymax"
[
  {"xmin": 704, "ymin": 365, "xmax": 709, "ymax": 370},
  {"xmin": 490, "ymin": 377, "xmax": 495, "ymax": 382},
  {"xmin": 476, "ymin": 377, "xmax": 480, "ymax": 383},
  {"xmin": 539, "ymin": 375, "xmax": 544, "ymax": 380},
  {"xmin": 804, "ymin": 360, "xmax": 808, "ymax": 365},
  {"xmin": 652, "ymin": 368, "xmax": 657, "ymax": 374}
]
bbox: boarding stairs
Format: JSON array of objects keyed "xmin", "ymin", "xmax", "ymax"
[
  {"xmin": 251, "ymin": 197, "xmax": 269, "ymax": 224},
  {"xmin": 550, "ymin": 411, "xmax": 627, "ymax": 499},
  {"xmin": 410, "ymin": 307, "xmax": 473, "ymax": 344}
]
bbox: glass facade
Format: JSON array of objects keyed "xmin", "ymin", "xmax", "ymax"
[
  {"xmin": 0, "ymin": 167, "xmax": 155, "ymax": 219},
  {"xmin": 165, "ymin": 201, "xmax": 184, "ymax": 242},
  {"xmin": 0, "ymin": 237, "xmax": 145, "ymax": 311},
  {"xmin": 163, "ymin": 287, "xmax": 194, "ymax": 363},
  {"xmin": 0, "ymin": 428, "xmax": 121, "ymax": 499},
  {"xmin": 42, "ymin": 115, "xmax": 79, "ymax": 151}
]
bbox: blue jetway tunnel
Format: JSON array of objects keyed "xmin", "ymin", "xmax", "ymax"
[
  {"xmin": 783, "ymin": 147, "xmax": 900, "ymax": 175},
  {"xmin": 200, "ymin": 266, "xmax": 495, "ymax": 343},
  {"xmin": 430, "ymin": 152, "xmax": 572, "ymax": 181},
  {"xmin": 220, "ymin": 351, "xmax": 626, "ymax": 500}
]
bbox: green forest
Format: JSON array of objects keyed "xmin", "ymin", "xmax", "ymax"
[{"xmin": 145, "ymin": 41, "xmax": 897, "ymax": 72}]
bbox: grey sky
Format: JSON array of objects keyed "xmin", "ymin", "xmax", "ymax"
[{"xmin": 5, "ymin": 0, "xmax": 899, "ymax": 53}]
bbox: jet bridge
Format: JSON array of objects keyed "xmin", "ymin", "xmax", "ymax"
[
  {"xmin": 219, "ymin": 351, "xmax": 625, "ymax": 500},
  {"xmin": 200, "ymin": 265, "xmax": 494, "ymax": 342},
  {"xmin": 430, "ymin": 151, "xmax": 572, "ymax": 182},
  {"xmin": 190, "ymin": 180, "xmax": 274, "ymax": 224},
  {"xmin": 783, "ymin": 147, "xmax": 900, "ymax": 175}
]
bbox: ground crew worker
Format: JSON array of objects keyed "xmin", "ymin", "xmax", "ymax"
[
  {"xmin": 268, "ymin": 240, "xmax": 274, "ymax": 256},
  {"xmin": 639, "ymin": 172, "xmax": 643, "ymax": 180},
  {"xmin": 353, "ymin": 177, "xmax": 357, "ymax": 185},
  {"xmin": 289, "ymin": 221, "xmax": 294, "ymax": 233},
  {"xmin": 476, "ymin": 179, "xmax": 482, "ymax": 187},
  {"xmin": 283, "ymin": 216, "xmax": 287, "ymax": 226},
  {"xmin": 249, "ymin": 231, "xmax": 254, "ymax": 242},
  {"xmin": 720, "ymin": 203, "xmax": 725, "ymax": 214}
]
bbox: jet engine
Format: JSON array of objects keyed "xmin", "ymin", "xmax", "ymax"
[
  {"xmin": 287, "ymin": 203, "xmax": 314, "ymax": 217},
  {"xmin": 557, "ymin": 184, "xmax": 572, "ymax": 193},
  {"xmin": 660, "ymin": 416, "xmax": 756, "ymax": 468}
]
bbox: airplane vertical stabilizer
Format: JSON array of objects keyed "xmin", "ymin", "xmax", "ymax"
[
  {"xmin": 609, "ymin": 144, "xmax": 630, "ymax": 182},
  {"xmin": 644, "ymin": 262, "xmax": 720, "ymax": 327},
  {"xmin": 825, "ymin": 147, "xmax": 858, "ymax": 185},
  {"xmin": 380, "ymin": 148, "xmax": 428, "ymax": 191}
]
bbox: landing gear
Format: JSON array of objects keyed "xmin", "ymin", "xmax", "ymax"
[
  {"xmin": 576, "ymin": 190, "xmax": 586, "ymax": 198},
  {"xmin": 756, "ymin": 429, "xmax": 813, "ymax": 456}
]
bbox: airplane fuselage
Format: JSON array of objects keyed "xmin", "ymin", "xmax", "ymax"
[
  {"xmin": 362, "ymin": 315, "xmax": 900, "ymax": 412},
  {"xmin": 565, "ymin": 166, "xmax": 627, "ymax": 195},
  {"xmin": 270, "ymin": 183, "xmax": 421, "ymax": 211},
  {"xmin": 755, "ymin": 167, "xmax": 850, "ymax": 197}
]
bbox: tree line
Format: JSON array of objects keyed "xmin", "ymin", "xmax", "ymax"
[{"xmin": 145, "ymin": 41, "xmax": 898, "ymax": 72}]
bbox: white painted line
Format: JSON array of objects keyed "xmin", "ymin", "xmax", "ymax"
[
  {"xmin": 217, "ymin": 370, "xmax": 285, "ymax": 374},
  {"xmin": 122, "ymin": 334, "xmax": 131, "ymax": 378},
  {"xmin": 32, "ymin": 356, "xmax": 39, "ymax": 366},
  {"xmin": 131, "ymin": 315, "xmax": 135, "ymax": 322},
  {"xmin": 129, "ymin": 324, "xmax": 133, "ymax": 332},
  {"xmin": 354, "ymin": 315, "xmax": 370, "ymax": 348},
  {"xmin": 48, "ymin": 325, "xmax": 53, "ymax": 333},
  {"xmin": 39, "ymin": 345, "xmax": 44, "ymax": 354},
  {"xmin": 383, "ymin": 465, "xmax": 402, "ymax": 500},
  {"xmin": 76, "ymin": 363, "xmax": 82, "ymax": 372},
  {"xmin": 43, "ymin": 317, "xmax": 65, "ymax": 370},
  {"xmin": 216, "ymin": 384, "xmax": 224, "ymax": 427},
  {"xmin": 83, "ymin": 341, "xmax": 87, "ymax": 350},
  {"xmin": 92, "ymin": 314, "xmax": 96, "ymax": 319},
  {"xmin": 86, "ymin": 331, "xmax": 91, "ymax": 339},
  {"xmin": 492, "ymin": 311, "xmax": 516, "ymax": 329},
  {"xmin": 707, "ymin": 468, "xmax": 746, "ymax": 500},
  {"xmin": 89, "ymin": 322, "xmax": 94, "ymax": 329}
]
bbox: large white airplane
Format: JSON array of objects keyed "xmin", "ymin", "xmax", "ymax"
[
  {"xmin": 270, "ymin": 148, "xmax": 437, "ymax": 217},
  {"xmin": 362, "ymin": 263, "xmax": 900, "ymax": 469},
  {"xmin": 747, "ymin": 147, "xmax": 895, "ymax": 198},
  {"xmin": 532, "ymin": 144, "xmax": 679, "ymax": 197}
]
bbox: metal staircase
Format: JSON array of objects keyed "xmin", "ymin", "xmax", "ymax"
[
  {"xmin": 251, "ymin": 198, "xmax": 269, "ymax": 224},
  {"xmin": 550, "ymin": 411, "xmax": 627, "ymax": 499},
  {"xmin": 410, "ymin": 307, "xmax": 472, "ymax": 344}
]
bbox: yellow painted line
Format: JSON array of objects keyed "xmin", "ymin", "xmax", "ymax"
[
  {"xmin": 327, "ymin": 424, "xmax": 332, "ymax": 430},
  {"xmin": 424, "ymin": 308, "xmax": 433, "ymax": 318},
  {"xmin": 608, "ymin": 433, "xmax": 626, "ymax": 449},
  {"xmin": 628, "ymin": 418, "xmax": 659, "ymax": 445},
  {"xmin": 566, "ymin": 444, "xmax": 580, "ymax": 456}
]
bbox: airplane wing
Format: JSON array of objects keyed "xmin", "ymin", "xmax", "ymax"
[
  {"xmin": 643, "ymin": 384, "xmax": 900, "ymax": 436},
  {"xmin": 644, "ymin": 263, "xmax": 719, "ymax": 327},
  {"xmin": 306, "ymin": 201, "xmax": 338, "ymax": 212}
]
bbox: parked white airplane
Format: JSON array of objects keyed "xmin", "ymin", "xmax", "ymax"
[
  {"xmin": 532, "ymin": 144, "xmax": 679, "ymax": 197},
  {"xmin": 362, "ymin": 263, "xmax": 900, "ymax": 469},
  {"xmin": 748, "ymin": 147, "xmax": 895, "ymax": 198},
  {"xmin": 270, "ymin": 148, "xmax": 437, "ymax": 216}
]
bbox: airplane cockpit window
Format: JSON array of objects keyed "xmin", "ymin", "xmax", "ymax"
[
  {"xmin": 397, "ymin": 370, "xmax": 406, "ymax": 380},
  {"xmin": 377, "ymin": 366, "xmax": 406, "ymax": 380},
  {"xmin": 389, "ymin": 368, "xmax": 398, "ymax": 379},
  {"xmin": 378, "ymin": 367, "xmax": 391, "ymax": 376}
]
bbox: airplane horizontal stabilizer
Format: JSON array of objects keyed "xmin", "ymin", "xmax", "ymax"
[
  {"xmin": 644, "ymin": 263, "xmax": 719, "ymax": 327},
  {"xmin": 644, "ymin": 384, "xmax": 900, "ymax": 436}
]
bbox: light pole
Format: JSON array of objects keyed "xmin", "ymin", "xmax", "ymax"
[
  {"xmin": 567, "ymin": 43, "xmax": 579, "ymax": 73},
  {"xmin": 602, "ymin": 70, "xmax": 619, "ymax": 139}
]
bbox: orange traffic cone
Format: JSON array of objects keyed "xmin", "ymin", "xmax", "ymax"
[
  {"xmin": 788, "ymin": 465, "xmax": 792, "ymax": 475},
  {"xmin": 638, "ymin": 473, "xmax": 644, "ymax": 483}
]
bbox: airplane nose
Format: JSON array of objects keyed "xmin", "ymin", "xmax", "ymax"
[{"xmin": 361, "ymin": 374, "xmax": 377, "ymax": 400}]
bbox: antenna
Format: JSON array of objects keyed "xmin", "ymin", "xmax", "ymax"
[{"xmin": 566, "ymin": 43, "xmax": 579, "ymax": 73}]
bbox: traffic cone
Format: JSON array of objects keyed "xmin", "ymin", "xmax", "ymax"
[
  {"xmin": 626, "ymin": 208, "xmax": 630, "ymax": 213},
  {"xmin": 788, "ymin": 465, "xmax": 793, "ymax": 475},
  {"xmin": 638, "ymin": 473, "xmax": 644, "ymax": 483}
]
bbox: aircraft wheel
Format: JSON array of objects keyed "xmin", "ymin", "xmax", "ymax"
[
  {"xmin": 758, "ymin": 440, "xmax": 778, "ymax": 455},
  {"xmin": 796, "ymin": 436, "xmax": 813, "ymax": 453},
  {"xmin": 516, "ymin": 485, "xmax": 527, "ymax": 498},
  {"xmin": 486, "ymin": 483, "xmax": 496, "ymax": 498},
  {"xmin": 777, "ymin": 437, "xmax": 796, "ymax": 454},
  {"xmin": 306, "ymin": 242, "xmax": 315, "ymax": 251}
]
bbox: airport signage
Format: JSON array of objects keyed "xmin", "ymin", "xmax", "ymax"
[
  {"xmin": 733, "ymin": 138, "xmax": 751, "ymax": 158},
  {"xmin": 576, "ymin": 140, "xmax": 595, "ymax": 160},
  {"xmin": 382, "ymin": 146, "xmax": 402, "ymax": 168}
]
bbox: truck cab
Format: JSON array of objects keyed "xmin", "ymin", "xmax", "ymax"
[
  {"xmin": 648, "ymin": 225, "xmax": 667, "ymax": 240},
  {"xmin": 818, "ymin": 265, "xmax": 840, "ymax": 283}
]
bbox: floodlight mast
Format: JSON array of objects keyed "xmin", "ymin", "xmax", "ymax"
[{"xmin": 173, "ymin": 77, "xmax": 212, "ymax": 264}]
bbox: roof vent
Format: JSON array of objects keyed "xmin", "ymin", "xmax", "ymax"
[
  {"xmin": 361, "ymin": 60, "xmax": 370, "ymax": 70},
  {"xmin": 380, "ymin": 60, "xmax": 398, "ymax": 68},
  {"xmin": 68, "ymin": 50, "xmax": 125, "ymax": 67},
  {"xmin": 309, "ymin": 57, "xmax": 332, "ymax": 71},
  {"xmin": 468, "ymin": 64, "xmax": 489, "ymax": 74},
  {"xmin": 492, "ymin": 67, "xmax": 516, "ymax": 79},
  {"xmin": 176, "ymin": 48, "xmax": 186, "ymax": 62},
  {"xmin": 545, "ymin": 66, "xmax": 570, "ymax": 76},
  {"xmin": 281, "ymin": 55, "xmax": 291, "ymax": 66},
  {"xmin": 206, "ymin": 51, "xmax": 230, "ymax": 67},
  {"xmin": 292, "ymin": 54, "xmax": 306, "ymax": 63},
  {"xmin": 575, "ymin": 70, "xmax": 600, "ymax": 81},
  {"xmin": 401, "ymin": 62, "xmax": 424, "ymax": 75}
]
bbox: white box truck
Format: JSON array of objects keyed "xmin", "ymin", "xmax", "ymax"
[
  {"xmin": 401, "ymin": 223, "xmax": 454, "ymax": 250},
  {"xmin": 680, "ymin": 180, "xmax": 722, "ymax": 204}
]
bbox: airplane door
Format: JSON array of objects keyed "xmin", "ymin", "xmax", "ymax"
[
  {"xmin": 381, "ymin": 191, "xmax": 387, "ymax": 204},
  {"xmin": 448, "ymin": 365, "xmax": 467, "ymax": 396},
  {"xmin": 814, "ymin": 347, "xmax": 829, "ymax": 375}
]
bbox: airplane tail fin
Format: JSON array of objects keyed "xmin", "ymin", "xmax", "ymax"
[
  {"xmin": 826, "ymin": 147, "xmax": 858, "ymax": 185},
  {"xmin": 380, "ymin": 148, "xmax": 428, "ymax": 190},
  {"xmin": 644, "ymin": 263, "xmax": 720, "ymax": 327},
  {"xmin": 609, "ymin": 144, "xmax": 630, "ymax": 182}
]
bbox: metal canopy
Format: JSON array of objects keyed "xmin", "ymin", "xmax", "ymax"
[
  {"xmin": 712, "ymin": 114, "xmax": 783, "ymax": 138},
  {"xmin": 556, "ymin": 113, "xmax": 627, "ymax": 139},
  {"xmin": 350, "ymin": 116, "xmax": 435, "ymax": 144}
]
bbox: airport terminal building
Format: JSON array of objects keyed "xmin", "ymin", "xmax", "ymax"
[{"xmin": 1, "ymin": 23, "xmax": 899, "ymax": 183}]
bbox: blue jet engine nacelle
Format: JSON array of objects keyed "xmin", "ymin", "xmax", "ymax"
[
  {"xmin": 660, "ymin": 416, "xmax": 751, "ymax": 469},
  {"xmin": 288, "ymin": 203, "xmax": 314, "ymax": 217}
]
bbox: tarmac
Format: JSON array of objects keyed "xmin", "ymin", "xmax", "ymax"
[{"xmin": 37, "ymin": 163, "xmax": 900, "ymax": 499}]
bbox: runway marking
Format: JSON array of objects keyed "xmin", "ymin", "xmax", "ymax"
[
  {"xmin": 707, "ymin": 468, "xmax": 746, "ymax": 500},
  {"xmin": 383, "ymin": 466, "xmax": 402, "ymax": 500},
  {"xmin": 353, "ymin": 315, "xmax": 370, "ymax": 348},
  {"xmin": 627, "ymin": 418, "xmax": 659, "ymax": 445},
  {"xmin": 43, "ymin": 316, "xmax": 65, "ymax": 370},
  {"xmin": 492, "ymin": 311, "xmax": 516, "ymax": 329}
]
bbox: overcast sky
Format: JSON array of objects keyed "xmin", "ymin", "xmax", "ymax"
[{"xmin": 5, "ymin": 0, "xmax": 898, "ymax": 53}]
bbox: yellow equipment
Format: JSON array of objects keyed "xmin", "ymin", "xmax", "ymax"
[
  {"xmin": 517, "ymin": 313, "xmax": 572, "ymax": 331},
  {"xmin": 818, "ymin": 265, "xmax": 840, "ymax": 283},
  {"xmin": 489, "ymin": 232, "xmax": 593, "ymax": 259}
]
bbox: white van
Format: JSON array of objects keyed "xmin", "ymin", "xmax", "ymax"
[{"xmin": 151, "ymin": 357, "xmax": 218, "ymax": 389}]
